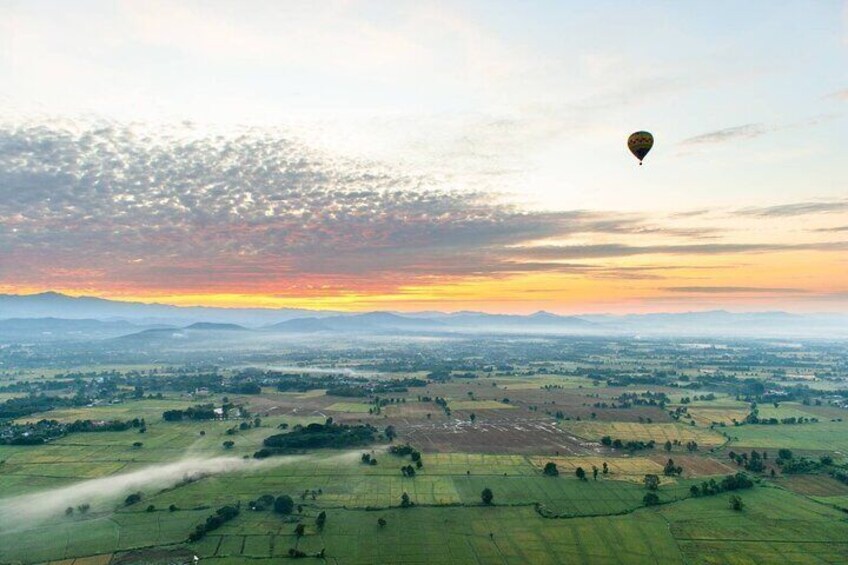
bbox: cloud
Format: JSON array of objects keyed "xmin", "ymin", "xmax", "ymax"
[
  {"xmin": 814, "ymin": 225, "xmax": 848, "ymax": 232},
  {"xmin": 680, "ymin": 124, "xmax": 769, "ymax": 146},
  {"xmin": 827, "ymin": 88, "xmax": 848, "ymax": 101},
  {"xmin": 664, "ymin": 286, "xmax": 807, "ymax": 294},
  {"xmin": 0, "ymin": 118, "xmax": 723, "ymax": 293},
  {"xmin": 737, "ymin": 199, "xmax": 848, "ymax": 217},
  {"xmin": 515, "ymin": 241, "xmax": 847, "ymax": 260},
  {"xmin": 1, "ymin": 118, "xmax": 843, "ymax": 297}
]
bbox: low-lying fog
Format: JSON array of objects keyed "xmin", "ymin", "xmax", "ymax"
[{"xmin": 0, "ymin": 455, "xmax": 301, "ymax": 531}]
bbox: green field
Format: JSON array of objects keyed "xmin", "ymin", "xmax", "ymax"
[
  {"xmin": 2, "ymin": 337, "xmax": 847, "ymax": 564},
  {"xmin": 728, "ymin": 419, "xmax": 848, "ymax": 451}
]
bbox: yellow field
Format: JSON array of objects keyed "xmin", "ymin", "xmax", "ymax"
[
  {"xmin": 449, "ymin": 400, "xmax": 516, "ymax": 410},
  {"xmin": 495, "ymin": 376, "xmax": 594, "ymax": 390},
  {"xmin": 326, "ymin": 401, "xmax": 372, "ymax": 413},
  {"xmin": 687, "ymin": 408, "xmax": 750, "ymax": 426},
  {"xmin": 562, "ymin": 421, "xmax": 726, "ymax": 446}
]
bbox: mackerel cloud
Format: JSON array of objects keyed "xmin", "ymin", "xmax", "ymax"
[{"xmin": 0, "ymin": 119, "xmax": 829, "ymax": 294}]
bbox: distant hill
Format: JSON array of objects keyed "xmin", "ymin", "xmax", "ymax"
[
  {"xmin": 184, "ymin": 322, "xmax": 248, "ymax": 331},
  {"xmin": 0, "ymin": 292, "xmax": 339, "ymax": 327},
  {"xmin": 582, "ymin": 310, "xmax": 848, "ymax": 338},
  {"xmin": 439, "ymin": 311, "xmax": 594, "ymax": 333},
  {"xmin": 1, "ymin": 293, "xmax": 845, "ymax": 339},
  {"xmin": 267, "ymin": 312, "xmax": 444, "ymax": 334},
  {"xmin": 267, "ymin": 318, "xmax": 333, "ymax": 333},
  {"xmin": 0, "ymin": 317, "xmax": 155, "ymax": 343}
]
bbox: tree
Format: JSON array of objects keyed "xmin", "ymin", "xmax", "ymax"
[
  {"xmin": 77, "ymin": 503, "xmax": 90, "ymax": 514},
  {"xmin": 592, "ymin": 466, "xmax": 599, "ymax": 480},
  {"xmin": 315, "ymin": 511, "xmax": 327, "ymax": 530},
  {"xmin": 643, "ymin": 492, "xmax": 660, "ymax": 506},
  {"xmin": 602, "ymin": 462, "xmax": 609, "ymax": 475},
  {"xmin": 274, "ymin": 495, "xmax": 294, "ymax": 515},
  {"xmin": 385, "ymin": 425, "xmax": 396, "ymax": 442},
  {"xmin": 543, "ymin": 462, "xmax": 559, "ymax": 476},
  {"xmin": 470, "ymin": 413, "xmax": 476, "ymax": 423},
  {"xmin": 663, "ymin": 458, "xmax": 682, "ymax": 477},
  {"xmin": 132, "ymin": 441, "xmax": 143, "ymax": 448},
  {"xmin": 146, "ymin": 504, "xmax": 156, "ymax": 512},
  {"xmin": 644, "ymin": 474, "xmax": 660, "ymax": 491},
  {"xmin": 294, "ymin": 523, "xmax": 305, "ymax": 537},
  {"xmin": 223, "ymin": 440, "xmax": 235, "ymax": 449},
  {"xmin": 125, "ymin": 492, "xmax": 142, "ymax": 506},
  {"xmin": 400, "ymin": 492, "xmax": 411, "ymax": 508},
  {"xmin": 481, "ymin": 488, "xmax": 494, "ymax": 505},
  {"xmin": 169, "ymin": 504, "xmax": 178, "ymax": 512},
  {"xmin": 575, "ymin": 467, "xmax": 587, "ymax": 481},
  {"xmin": 378, "ymin": 517, "xmax": 387, "ymax": 527},
  {"xmin": 729, "ymin": 494, "xmax": 744, "ymax": 511},
  {"xmin": 65, "ymin": 506, "xmax": 73, "ymax": 516},
  {"xmin": 664, "ymin": 440, "xmax": 672, "ymax": 452}
]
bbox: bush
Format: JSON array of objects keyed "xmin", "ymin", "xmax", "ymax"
[
  {"xmin": 481, "ymin": 488, "xmax": 494, "ymax": 505},
  {"xmin": 729, "ymin": 494, "xmax": 744, "ymax": 511},
  {"xmin": 643, "ymin": 492, "xmax": 660, "ymax": 506},
  {"xmin": 274, "ymin": 495, "xmax": 294, "ymax": 515}
]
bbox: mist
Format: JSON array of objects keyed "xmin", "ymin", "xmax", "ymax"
[{"xmin": 0, "ymin": 455, "xmax": 303, "ymax": 531}]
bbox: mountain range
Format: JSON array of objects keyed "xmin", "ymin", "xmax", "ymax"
[{"xmin": 1, "ymin": 292, "xmax": 846, "ymax": 340}]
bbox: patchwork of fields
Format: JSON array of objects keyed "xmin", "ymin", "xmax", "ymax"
[{"xmin": 2, "ymin": 337, "xmax": 847, "ymax": 565}]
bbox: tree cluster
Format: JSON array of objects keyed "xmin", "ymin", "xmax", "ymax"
[
  {"xmin": 188, "ymin": 504, "xmax": 240, "ymax": 542},
  {"xmin": 256, "ymin": 422, "xmax": 376, "ymax": 457}
]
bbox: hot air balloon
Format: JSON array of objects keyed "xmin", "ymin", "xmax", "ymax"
[{"xmin": 627, "ymin": 131, "xmax": 653, "ymax": 165}]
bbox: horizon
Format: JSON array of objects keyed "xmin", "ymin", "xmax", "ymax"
[
  {"xmin": 2, "ymin": 290, "xmax": 846, "ymax": 318},
  {"xmin": 2, "ymin": 1, "xmax": 847, "ymax": 314}
]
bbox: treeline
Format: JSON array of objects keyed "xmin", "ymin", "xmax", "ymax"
[
  {"xmin": 1, "ymin": 417, "xmax": 145, "ymax": 445},
  {"xmin": 0, "ymin": 394, "xmax": 81, "ymax": 420},
  {"xmin": 326, "ymin": 378, "xmax": 426, "ymax": 398},
  {"xmin": 255, "ymin": 421, "xmax": 376, "ymax": 458},
  {"xmin": 600, "ymin": 436, "xmax": 656, "ymax": 451},
  {"xmin": 163, "ymin": 404, "xmax": 217, "ymax": 421},
  {"xmin": 188, "ymin": 504, "xmax": 240, "ymax": 542},
  {"xmin": 689, "ymin": 472, "xmax": 754, "ymax": 497}
]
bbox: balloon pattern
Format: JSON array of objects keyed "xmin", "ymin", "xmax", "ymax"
[{"xmin": 628, "ymin": 131, "xmax": 653, "ymax": 165}]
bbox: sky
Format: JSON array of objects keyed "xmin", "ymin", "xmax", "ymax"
[{"xmin": 0, "ymin": 0, "xmax": 846, "ymax": 314}]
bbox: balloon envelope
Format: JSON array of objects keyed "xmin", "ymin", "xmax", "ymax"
[{"xmin": 628, "ymin": 131, "xmax": 653, "ymax": 163}]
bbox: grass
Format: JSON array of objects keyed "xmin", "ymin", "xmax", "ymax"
[
  {"xmin": 727, "ymin": 419, "xmax": 848, "ymax": 452},
  {"xmin": 755, "ymin": 403, "xmax": 820, "ymax": 421},
  {"xmin": 659, "ymin": 485, "xmax": 848, "ymax": 564},
  {"xmin": 4, "ymin": 377, "xmax": 848, "ymax": 564},
  {"xmin": 3, "ymin": 435, "xmax": 848, "ymax": 564}
]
